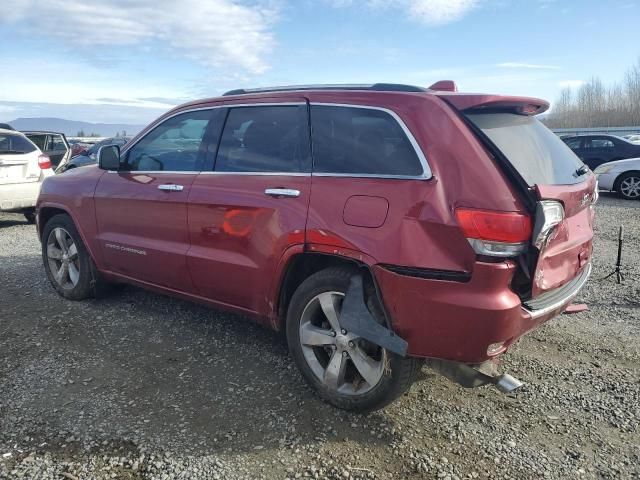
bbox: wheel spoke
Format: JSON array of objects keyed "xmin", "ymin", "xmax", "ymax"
[
  {"xmin": 318, "ymin": 292, "xmax": 341, "ymax": 332},
  {"xmin": 68, "ymin": 262, "xmax": 80, "ymax": 286},
  {"xmin": 300, "ymin": 323, "xmax": 336, "ymax": 346},
  {"xmin": 47, "ymin": 244, "xmax": 63, "ymax": 260},
  {"xmin": 323, "ymin": 351, "xmax": 347, "ymax": 390},
  {"xmin": 67, "ymin": 242, "xmax": 78, "ymax": 260},
  {"xmin": 350, "ymin": 345, "xmax": 383, "ymax": 387},
  {"xmin": 55, "ymin": 263, "xmax": 69, "ymax": 285},
  {"xmin": 55, "ymin": 228, "xmax": 68, "ymax": 253}
]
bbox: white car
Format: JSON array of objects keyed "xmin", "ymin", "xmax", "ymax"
[
  {"xmin": 594, "ymin": 157, "xmax": 640, "ymax": 200},
  {"xmin": 624, "ymin": 134, "xmax": 640, "ymax": 144},
  {"xmin": 0, "ymin": 128, "xmax": 54, "ymax": 222}
]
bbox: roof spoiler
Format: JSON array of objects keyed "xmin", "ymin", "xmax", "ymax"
[{"xmin": 436, "ymin": 93, "xmax": 550, "ymax": 115}]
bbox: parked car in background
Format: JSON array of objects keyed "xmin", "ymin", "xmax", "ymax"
[
  {"xmin": 0, "ymin": 128, "xmax": 53, "ymax": 222},
  {"xmin": 624, "ymin": 134, "xmax": 640, "ymax": 144},
  {"xmin": 56, "ymin": 136, "xmax": 130, "ymax": 173},
  {"xmin": 562, "ymin": 134, "xmax": 640, "ymax": 169},
  {"xmin": 23, "ymin": 131, "xmax": 71, "ymax": 168},
  {"xmin": 594, "ymin": 157, "xmax": 640, "ymax": 199},
  {"xmin": 37, "ymin": 82, "xmax": 595, "ymax": 412},
  {"xmin": 67, "ymin": 139, "xmax": 92, "ymax": 157},
  {"xmin": 0, "ymin": 123, "xmax": 15, "ymax": 130}
]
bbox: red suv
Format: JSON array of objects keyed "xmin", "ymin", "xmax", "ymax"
[{"xmin": 37, "ymin": 82, "xmax": 595, "ymax": 412}]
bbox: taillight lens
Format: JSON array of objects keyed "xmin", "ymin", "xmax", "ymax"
[
  {"xmin": 532, "ymin": 201, "xmax": 565, "ymax": 249},
  {"xmin": 455, "ymin": 208, "xmax": 532, "ymax": 257},
  {"xmin": 38, "ymin": 154, "xmax": 52, "ymax": 170}
]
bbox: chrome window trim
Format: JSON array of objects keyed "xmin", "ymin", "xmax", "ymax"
[
  {"xmin": 309, "ymin": 102, "xmax": 433, "ymax": 180},
  {"xmin": 120, "ymin": 102, "xmax": 307, "ymax": 157},
  {"xmin": 108, "ymin": 170, "xmax": 312, "ymax": 176},
  {"xmin": 117, "ymin": 101, "xmax": 432, "ymax": 179}
]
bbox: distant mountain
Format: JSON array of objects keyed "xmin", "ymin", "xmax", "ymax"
[{"xmin": 7, "ymin": 117, "xmax": 145, "ymax": 137}]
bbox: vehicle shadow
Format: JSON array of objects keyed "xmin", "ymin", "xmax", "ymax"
[{"xmin": 0, "ymin": 256, "xmax": 410, "ymax": 459}]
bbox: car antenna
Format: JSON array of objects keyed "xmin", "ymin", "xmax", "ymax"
[{"xmin": 603, "ymin": 225, "xmax": 625, "ymax": 284}]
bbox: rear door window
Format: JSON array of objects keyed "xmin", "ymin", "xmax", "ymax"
[
  {"xmin": 465, "ymin": 113, "xmax": 587, "ymax": 185},
  {"xmin": 0, "ymin": 133, "xmax": 37, "ymax": 154},
  {"xmin": 49, "ymin": 134, "xmax": 68, "ymax": 152},
  {"xmin": 310, "ymin": 105, "xmax": 424, "ymax": 177},
  {"xmin": 585, "ymin": 138, "xmax": 614, "ymax": 149},
  {"xmin": 215, "ymin": 105, "xmax": 310, "ymax": 173}
]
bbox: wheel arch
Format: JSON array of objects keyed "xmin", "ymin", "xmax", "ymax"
[
  {"xmin": 37, "ymin": 203, "xmax": 100, "ymax": 266},
  {"xmin": 613, "ymin": 170, "xmax": 640, "ymax": 191},
  {"xmin": 273, "ymin": 251, "xmax": 390, "ymax": 332}
]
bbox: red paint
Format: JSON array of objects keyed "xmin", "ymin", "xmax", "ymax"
[
  {"xmin": 36, "ymin": 85, "xmax": 594, "ymax": 366},
  {"xmin": 533, "ymin": 176, "xmax": 596, "ymax": 295},
  {"xmin": 342, "ymin": 195, "xmax": 389, "ymax": 228}
]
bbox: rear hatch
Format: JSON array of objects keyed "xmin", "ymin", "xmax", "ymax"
[
  {"xmin": 441, "ymin": 94, "xmax": 595, "ymax": 299},
  {"xmin": 0, "ymin": 132, "xmax": 41, "ymax": 185}
]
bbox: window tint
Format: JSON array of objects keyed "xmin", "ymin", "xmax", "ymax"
[
  {"xmin": 124, "ymin": 110, "xmax": 213, "ymax": 171},
  {"xmin": 25, "ymin": 134, "xmax": 47, "ymax": 150},
  {"xmin": 564, "ymin": 138, "xmax": 582, "ymax": 149},
  {"xmin": 466, "ymin": 113, "xmax": 586, "ymax": 186},
  {"xmin": 310, "ymin": 105, "xmax": 423, "ymax": 176},
  {"xmin": 49, "ymin": 135, "xmax": 67, "ymax": 152},
  {"xmin": 587, "ymin": 138, "xmax": 614, "ymax": 149},
  {"xmin": 215, "ymin": 105, "xmax": 310, "ymax": 173},
  {"xmin": 0, "ymin": 133, "xmax": 37, "ymax": 154}
]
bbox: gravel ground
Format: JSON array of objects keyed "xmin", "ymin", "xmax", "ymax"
[{"xmin": 0, "ymin": 194, "xmax": 639, "ymax": 480}]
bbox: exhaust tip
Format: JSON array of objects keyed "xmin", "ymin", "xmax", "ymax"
[{"xmin": 494, "ymin": 373, "xmax": 524, "ymax": 394}]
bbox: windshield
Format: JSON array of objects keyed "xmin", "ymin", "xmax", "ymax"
[
  {"xmin": 466, "ymin": 112, "xmax": 588, "ymax": 186},
  {"xmin": 0, "ymin": 133, "xmax": 37, "ymax": 155}
]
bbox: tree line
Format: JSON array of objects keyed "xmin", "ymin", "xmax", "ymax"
[{"xmin": 544, "ymin": 58, "xmax": 640, "ymax": 128}]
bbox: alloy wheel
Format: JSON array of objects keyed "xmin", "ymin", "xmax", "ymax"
[
  {"xmin": 299, "ymin": 291, "xmax": 386, "ymax": 395},
  {"xmin": 620, "ymin": 176, "xmax": 640, "ymax": 199},
  {"xmin": 46, "ymin": 227, "xmax": 80, "ymax": 289}
]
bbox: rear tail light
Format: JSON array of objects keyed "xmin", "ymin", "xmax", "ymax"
[
  {"xmin": 38, "ymin": 154, "xmax": 51, "ymax": 170},
  {"xmin": 455, "ymin": 208, "xmax": 532, "ymax": 257},
  {"xmin": 532, "ymin": 201, "xmax": 565, "ymax": 249}
]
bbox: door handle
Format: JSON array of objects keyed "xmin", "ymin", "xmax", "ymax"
[
  {"xmin": 158, "ymin": 184, "xmax": 184, "ymax": 192},
  {"xmin": 264, "ymin": 188, "xmax": 300, "ymax": 198}
]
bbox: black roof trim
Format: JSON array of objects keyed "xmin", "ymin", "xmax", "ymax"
[{"xmin": 223, "ymin": 83, "xmax": 428, "ymax": 96}]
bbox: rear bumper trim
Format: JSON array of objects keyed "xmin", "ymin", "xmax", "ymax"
[{"xmin": 522, "ymin": 263, "xmax": 592, "ymax": 319}]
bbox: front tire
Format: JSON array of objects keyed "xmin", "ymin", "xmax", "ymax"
[
  {"xmin": 42, "ymin": 214, "xmax": 98, "ymax": 300},
  {"xmin": 616, "ymin": 172, "xmax": 640, "ymax": 200},
  {"xmin": 286, "ymin": 267, "xmax": 420, "ymax": 412}
]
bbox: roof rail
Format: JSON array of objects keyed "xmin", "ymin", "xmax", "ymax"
[{"xmin": 222, "ymin": 83, "xmax": 428, "ymax": 96}]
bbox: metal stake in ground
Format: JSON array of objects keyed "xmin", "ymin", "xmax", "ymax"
[{"xmin": 603, "ymin": 225, "xmax": 625, "ymax": 284}]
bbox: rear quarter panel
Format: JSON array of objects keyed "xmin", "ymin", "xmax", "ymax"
[{"xmin": 304, "ymin": 91, "xmax": 529, "ymax": 274}]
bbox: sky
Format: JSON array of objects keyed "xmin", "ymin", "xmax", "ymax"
[{"xmin": 1, "ymin": 0, "xmax": 639, "ymax": 125}]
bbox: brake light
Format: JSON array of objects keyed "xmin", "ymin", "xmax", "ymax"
[
  {"xmin": 38, "ymin": 154, "xmax": 51, "ymax": 170},
  {"xmin": 532, "ymin": 201, "xmax": 565, "ymax": 249},
  {"xmin": 455, "ymin": 208, "xmax": 532, "ymax": 257}
]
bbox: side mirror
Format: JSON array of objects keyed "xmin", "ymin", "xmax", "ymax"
[{"xmin": 98, "ymin": 145, "xmax": 121, "ymax": 170}]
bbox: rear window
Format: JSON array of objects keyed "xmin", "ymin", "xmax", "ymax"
[
  {"xmin": 466, "ymin": 113, "xmax": 587, "ymax": 185},
  {"xmin": 0, "ymin": 133, "xmax": 37, "ymax": 155}
]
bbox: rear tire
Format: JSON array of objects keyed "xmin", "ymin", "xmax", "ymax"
[
  {"xmin": 286, "ymin": 267, "xmax": 421, "ymax": 412},
  {"xmin": 616, "ymin": 172, "xmax": 640, "ymax": 200},
  {"xmin": 42, "ymin": 214, "xmax": 103, "ymax": 300}
]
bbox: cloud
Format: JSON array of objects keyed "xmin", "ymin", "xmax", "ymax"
[
  {"xmin": 1, "ymin": 0, "xmax": 278, "ymax": 74},
  {"xmin": 558, "ymin": 80, "xmax": 586, "ymax": 88},
  {"xmin": 327, "ymin": 0, "xmax": 479, "ymax": 25},
  {"xmin": 497, "ymin": 62, "xmax": 560, "ymax": 70}
]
